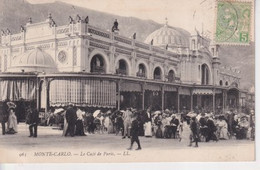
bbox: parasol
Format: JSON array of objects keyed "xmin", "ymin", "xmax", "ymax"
[
  {"xmin": 154, "ymin": 111, "xmax": 161, "ymax": 115},
  {"xmin": 93, "ymin": 110, "xmax": 101, "ymax": 118},
  {"xmin": 54, "ymin": 108, "xmax": 64, "ymax": 114}
]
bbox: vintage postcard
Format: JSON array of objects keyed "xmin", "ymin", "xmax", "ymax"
[{"xmin": 0, "ymin": 0, "xmax": 255, "ymax": 163}]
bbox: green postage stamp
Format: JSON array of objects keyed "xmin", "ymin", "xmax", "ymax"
[{"xmin": 215, "ymin": 0, "xmax": 252, "ymax": 45}]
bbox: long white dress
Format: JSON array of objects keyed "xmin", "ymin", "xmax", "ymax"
[
  {"xmin": 7, "ymin": 111, "xmax": 18, "ymax": 133},
  {"xmin": 144, "ymin": 112, "xmax": 152, "ymax": 137},
  {"xmin": 218, "ymin": 120, "xmax": 229, "ymax": 139}
]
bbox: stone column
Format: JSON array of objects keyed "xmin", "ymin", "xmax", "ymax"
[
  {"xmin": 117, "ymin": 80, "xmax": 121, "ymax": 110},
  {"xmin": 44, "ymin": 77, "xmax": 49, "ymax": 115},
  {"xmin": 36, "ymin": 79, "xmax": 40, "ymax": 111},
  {"xmin": 161, "ymin": 85, "xmax": 165, "ymax": 110},
  {"xmin": 190, "ymin": 88, "xmax": 193, "ymax": 111},
  {"xmin": 177, "ymin": 87, "xmax": 180, "ymax": 113},
  {"xmin": 213, "ymin": 89, "xmax": 216, "ymax": 114},
  {"xmin": 142, "ymin": 83, "xmax": 145, "ymax": 110}
]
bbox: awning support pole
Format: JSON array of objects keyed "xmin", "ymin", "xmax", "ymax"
[
  {"xmin": 190, "ymin": 88, "xmax": 193, "ymax": 111},
  {"xmin": 161, "ymin": 85, "xmax": 165, "ymax": 111},
  {"xmin": 142, "ymin": 83, "xmax": 145, "ymax": 110},
  {"xmin": 177, "ymin": 87, "xmax": 180, "ymax": 113},
  {"xmin": 117, "ymin": 80, "xmax": 121, "ymax": 110},
  {"xmin": 213, "ymin": 89, "xmax": 215, "ymax": 114}
]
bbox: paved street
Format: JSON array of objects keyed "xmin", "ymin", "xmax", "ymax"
[{"xmin": 0, "ymin": 123, "xmax": 255, "ymax": 163}]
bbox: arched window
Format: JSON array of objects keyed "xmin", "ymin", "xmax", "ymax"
[
  {"xmin": 137, "ymin": 63, "xmax": 146, "ymax": 78},
  {"xmin": 225, "ymin": 81, "xmax": 229, "ymax": 86},
  {"xmin": 219, "ymin": 80, "xmax": 223, "ymax": 86},
  {"xmin": 154, "ymin": 67, "xmax": 162, "ymax": 80},
  {"xmin": 90, "ymin": 54, "xmax": 106, "ymax": 73},
  {"xmin": 116, "ymin": 59, "xmax": 128, "ymax": 75},
  {"xmin": 168, "ymin": 70, "xmax": 175, "ymax": 82},
  {"xmin": 201, "ymin": 64, "xmax": 210, "ymax": 85}
]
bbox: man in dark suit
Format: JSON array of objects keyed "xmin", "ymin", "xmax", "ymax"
[
  {"xmin": 65, "ymin": 105, "xmax": 77, "ymax": 137},
  {"xmin": 0, "ymin": 101, "xmax": 8, "ymax": 135},
  {"xmin": 26, "ymin": 104, "xmax": 39, "ymax": 137},
  {"xmin": 127, "ymin": 113, "xmax": 141, "ymax": 150}
]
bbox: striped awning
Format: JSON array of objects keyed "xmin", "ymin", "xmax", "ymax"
[
  {"xmin": 164, "ymin": 85, "xmax": 177, "ymax": 92},
  {"xmin": 193, "ymin": 89, "xmax": 213, "ymax": 95},
  {"xmin": 215, "ymin": 89, "xmax": 222, "ymax": 94},
  {"xmin": 145, "ymin": 83, "xmax": 161, "ymax": 91},
  {"xmin": 0, "ymin": 78, "xmax": 36, "ymax": 101},
  {"xmin": 121, "ymin": 82, "xmax": 142, "ymax": 92},
  {"xmin": 179, "ymin": 87, "xmax": 190, "ymax": 95},
  {"xmin": 49, "ymin": 78, "xmax": 117, "ymax": 108}
]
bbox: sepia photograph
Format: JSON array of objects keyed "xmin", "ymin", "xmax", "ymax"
[{"xmin": 0, "ymin": 0, "xmax": 256, "ymax": 164}]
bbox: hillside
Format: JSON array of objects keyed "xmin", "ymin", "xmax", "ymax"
[{"xmin": 0, "ymin": 0, "xmax": 255, "ymax": 90}]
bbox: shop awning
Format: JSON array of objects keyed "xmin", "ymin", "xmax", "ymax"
[
  {"xmin": 0, "ymin": 79, "xmax": 36, "ymax": 101},
  {"xmin": 145, "ymin": 84, "xmax": 161, "ymax": 91},
  {"xmin": 164, "ymin": 85, "xmax": 177, "ymax": 92},
  {"xmin": 192, "ymin": 89, "xmax": 213, "ymax": 95},
  {"xmin": 215, "ymin": 89, "xmax": 222, "ymax": 94},
  {"xmin": 49, "ymin": 79, "xmax": 117, "ymax": 108},
  {"xmin": 179, "ymin": 87, "xmax": 190, "ymax": 95},
  {"xmin": 121, "ymin": 82, "xmax": 142, "ymax": 92}
]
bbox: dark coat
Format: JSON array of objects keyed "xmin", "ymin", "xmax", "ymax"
[
  {"xmin": 206, "ymin": 119, "xmax": 217, "ymax": 132},
  {"xmin": 130, "ymin": 119, "xmax": 139, "ymax": 137},
  {"xmin": 170, "ymin": 118, "xmax": 180, "ymax": 126},
  {"xmin": 0, "ymin": 101, "xmax": 8, "ymax": 123},
  {"xmin": 26, "ymin": 108, "xmax": 39, "ymax": 125},
  {"xmin": 143, "ymin": 111, "xmax": 152, "ymax": 122},
  {"xmin": 190, "ymin": 119, "xmax": 200, "ymax": 134},
  {"xmin": 65, "ymin": 107, "xmax": 77, "ymax": 124},
  {"xmin": 199, "ymin": 117, "xmax": 207, "ymax": 127}
]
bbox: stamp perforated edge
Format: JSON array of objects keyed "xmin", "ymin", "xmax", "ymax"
[{"xmin": 213, "ymin": 0, "xmax": 254, "ymax": 46}]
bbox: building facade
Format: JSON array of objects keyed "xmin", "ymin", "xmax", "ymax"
[{"xmin": 0, "ymin": 14, "xmax": 252, "ymax": 118}]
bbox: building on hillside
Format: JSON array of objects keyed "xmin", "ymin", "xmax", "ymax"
[{"xmin": 0, "ymin": 14, "xmax": 253, "ymax": 120}]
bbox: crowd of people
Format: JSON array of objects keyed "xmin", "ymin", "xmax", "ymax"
[{"xmin": 0, "ymin": 100, "xmax": 255, "ymax": 149}]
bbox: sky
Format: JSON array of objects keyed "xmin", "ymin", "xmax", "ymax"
[{"xmin": 26, "ymin": 0, "xmax": 216, "ymax": 37}]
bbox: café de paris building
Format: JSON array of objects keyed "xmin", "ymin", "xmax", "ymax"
[{"xmin": 0, "ymin": 15, "xmax": 245, "ymax": 118}]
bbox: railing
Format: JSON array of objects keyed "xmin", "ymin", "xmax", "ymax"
[
  {"xmin": 91, "ymin": 66, "xmax": 105, "ymax": 73},
  {"xmin": 154, "ymin": 75, "xmax": 161, "ymax": 80},
  {"xmin": 136, "ymin": 72, "xmax": 146, "ymax": 78},
  {"xmin": 116, "ymin": 69, "xmax": 127, "ymax": 75},
  {"xmin": 56, "ymin": 26, "xmax": 70, "ymax": 34},
  {"xmin": 10, "ymin": 34, "xmax": 22, "ymax": 41}
]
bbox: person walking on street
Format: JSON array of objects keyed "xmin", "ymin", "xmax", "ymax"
[
  {"xmin": 122, "ymin": 108, "xmax": 132, "ymax": 139},
  {"xmin": 65, "ymin": 105, "xmax": 77, "ymax": 137},
  {"xmin": 26, "ymin": 104, "xmax": 39, "ymax": 137},
  {"xmin": 189, "ymin": 116, "xmax": 200, "ymax": 147},
  {"xmin": 75, "ymin": 108, "xmax": 86, "ymax": 136},
  {"xmin": 127, "ymin": 113, "xmax": 141, "ymax": 150}
]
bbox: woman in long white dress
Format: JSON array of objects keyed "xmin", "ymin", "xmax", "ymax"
[
  {"xmin": 217, "ymin": 118, "xmax": 229, "ymax": 139},
  {"xmin": 7, "ymin": 108, "xmax": 18, "ymax": 134}
]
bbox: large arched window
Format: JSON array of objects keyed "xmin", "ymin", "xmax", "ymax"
[
  {"xmin": 153, "ymin": 67, "xmax": 162, "ymax": 80},
  {"xmin": 116, "ymin": 59, "xmax": 128, "ymax": 75},
  {"xmin": 168, "ymin": 70, "xmax": 175, "ymax": 82},
  {"xmin": 201, "ymin": 64, "xmax": 210, "ymax": 85},
  {"xmin": 137, "ymin": 63, "xmax": 146, "ymax": 78},
  {"xmin": 90, "ymin": 54, "xmax": 106, "ymax": 73}
]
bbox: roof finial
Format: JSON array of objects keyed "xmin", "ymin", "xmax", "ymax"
[{"xmin": 165, "ymin": 17, "xmax": 168, "ymax": 26}]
